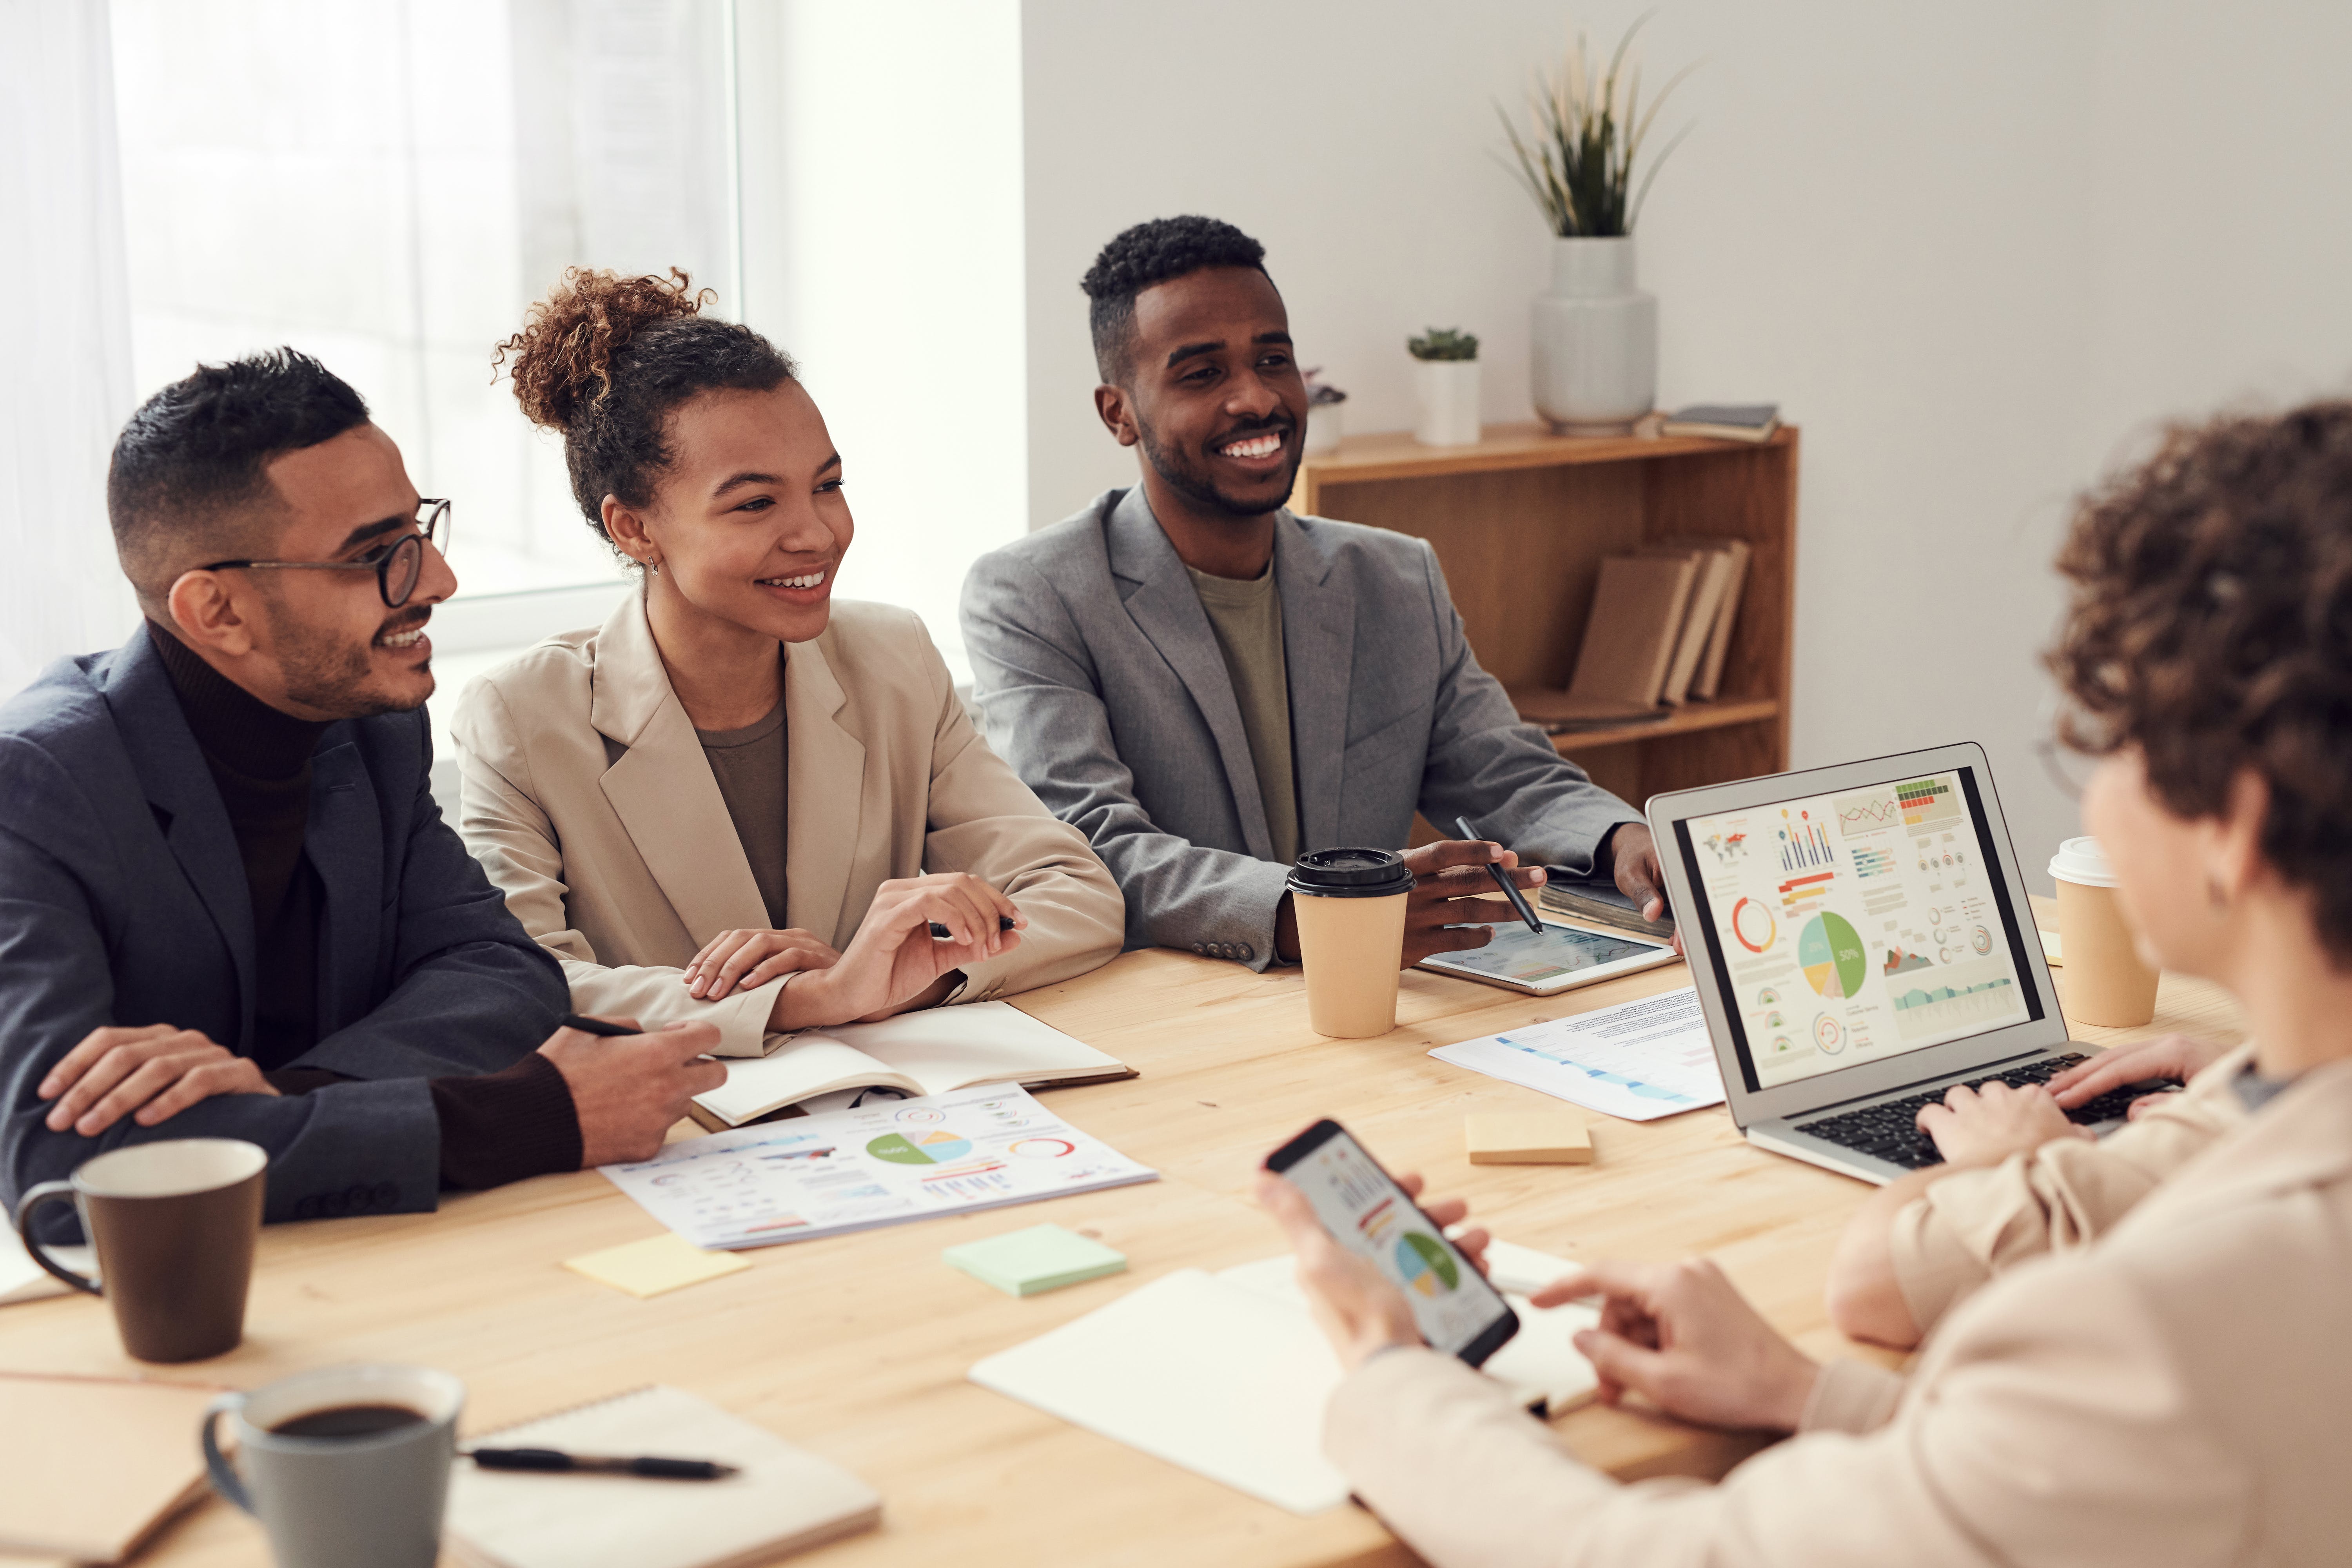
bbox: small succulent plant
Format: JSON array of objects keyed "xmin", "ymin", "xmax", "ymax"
[{"xmin": 1408, "ymin": 328, "xmax": 1479, "ymax": 362}]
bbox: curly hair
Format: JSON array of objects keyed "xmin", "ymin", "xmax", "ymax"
[
  {"xmin": 495, "ymin": 269, "xmax": 796, "ymax": 549},
  {"xmin": 2048, "ymin": 400, "xmax": 2352, "ymax": 961},
  {"xmin": 1081, "ymin": 215, "xmax": 1270, "ymax": 383},
  {"xmin": 107, "ymin": 348, "xmax": 371, "ymax": 605}
]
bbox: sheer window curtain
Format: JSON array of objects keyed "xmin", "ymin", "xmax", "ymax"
[{"xmin": 0, "ymin": 1, "xmax": 137, "ymax": 698}]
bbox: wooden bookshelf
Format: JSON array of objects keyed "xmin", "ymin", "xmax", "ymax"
[{"xmin": 1290, "ymin": 421, "xmax": 1798, "ymax": 808}]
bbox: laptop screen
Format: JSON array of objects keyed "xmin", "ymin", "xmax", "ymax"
[{"xmin": 1670, "ymin": 764, "xmax": 2045, "ymax": 1093}]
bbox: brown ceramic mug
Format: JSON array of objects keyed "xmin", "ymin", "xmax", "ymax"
[{"xmin": 11, "ymin": 1138, "xmax": 267, "ymax": 1362}]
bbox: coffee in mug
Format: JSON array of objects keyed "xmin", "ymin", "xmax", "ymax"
[
  {"xmin": 203, "ymin": 1364, "xmax": 464, "ymax": 1568},
  {"xmin": 1289, "ymin": 848, "xmax": 1416, "ymax": 1038},
  {"xmin": 10, "ymin": 1138, "xmax": 266, "ymax": 1362},
  {"xmin": 2049, "ymin": 836, "xmax": 2160, "ymax": 1027}
]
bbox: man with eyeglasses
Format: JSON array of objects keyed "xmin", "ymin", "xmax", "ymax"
[{"xmin": 1, "ymin": 349, "xmax": 724, "ymax": 1240}]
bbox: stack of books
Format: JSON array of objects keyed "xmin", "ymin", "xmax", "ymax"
[{"xmin": 1512, "ymin": 537, "xmax": 1751, "ymax": 733}]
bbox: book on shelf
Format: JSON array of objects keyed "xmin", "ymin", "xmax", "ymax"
[
  {"xmin": 1514, "ymin": 552, "xmax": 1697, "ymax": 730},
  {"xmin": 1537, "ymin": 873, "xmax": 1676, "ymax": 941},
  {"xmin": 1635, "ymin": 543, "xmax": 1737, "ymax": 705},
  {"xmin": 1660, "ymin": 403, "xmax": 1779, "ymax": 443}
]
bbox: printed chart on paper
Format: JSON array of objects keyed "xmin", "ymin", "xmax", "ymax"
[
  {"xmin": 601, "ymin": 1083, "xmax": 1157, "ymax": 1249},
  {"xmin": 1430, "ymin": 987, "xmax": 1725, "ymax": 1122}
]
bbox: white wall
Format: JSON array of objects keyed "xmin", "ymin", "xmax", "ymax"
[
  {"xmin": 1022, "ymin": 0, "xmax": 2352, "ymax": 887},
  {"xmin": 738, "ymin": 0, "xmax": 1027, "ymax": 681}
]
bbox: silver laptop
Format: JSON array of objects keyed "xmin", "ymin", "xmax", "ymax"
[{"xmin": 1648, "ymin": 742, "xmax": 2114, "ymax": 1185}]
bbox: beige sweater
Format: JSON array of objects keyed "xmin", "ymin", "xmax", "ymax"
[{"xmin": 1325, "ymin": 1057, "xmax": 2352, "ymax": 1566}]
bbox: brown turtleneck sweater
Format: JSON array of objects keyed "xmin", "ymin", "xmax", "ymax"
[{"xmin": 146, "ymin": 621, "xmax": 581, "ymax": 1188}]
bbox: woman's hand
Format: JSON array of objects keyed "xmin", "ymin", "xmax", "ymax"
[
  {"xmin": 682, "ymin": 928, "xmax": 840, "ymax": 1002},
  {"xmin": 797, "ymin": 873, "xmax": 1025, "ymax": 1025},
  {"xmin": 1537, "ymin": 1258, "xmax": 1819, "ymax": 1433},
  {"xmin": 1916, "ymin": 1080, "xmax": 2088, "ymax": 1166},
  {"xmin": 1254, "ymin": 1168, "xmax": 1490, "ymax": 1373},
  {"xmin": 2046, "ymin": 1033, "xmax": 2219, "ymax": 1118}
]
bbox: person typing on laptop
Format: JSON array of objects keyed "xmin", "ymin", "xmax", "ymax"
[{"xmin": 1257, "ymin": 400, "xmax": 2352, "ymax": 1566}]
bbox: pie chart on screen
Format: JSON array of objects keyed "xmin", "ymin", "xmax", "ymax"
[
  {"xmin": 1799, "ymin": 912, "xmax": 1868, "ymax": 999},
  {"xmin": 1394, "ymin": 1231, "xmax": 1460, "ymax": 1297},
  {"xmin": 1731, "ymin": 898, "xmax": 1776, "ymax": 953}
]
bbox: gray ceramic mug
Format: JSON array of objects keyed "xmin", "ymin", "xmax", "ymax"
[{"xmin": 202, "ymin": 1364, "xmax": 464, "ymax": 1568}]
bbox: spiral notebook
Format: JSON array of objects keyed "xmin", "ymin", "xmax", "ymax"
[{"xmin": 445, "ymin": 1386, "xmax": 880, "ymax": 1568}]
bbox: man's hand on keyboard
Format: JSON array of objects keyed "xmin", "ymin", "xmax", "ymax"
[
  {"xmin": 1916, "ymin": 1080, "xmax": 2088, "ymax": 1167},
  {"xmin": 2048, "ymin": 1034, "xmax": 2220, "ymax": 1118}
]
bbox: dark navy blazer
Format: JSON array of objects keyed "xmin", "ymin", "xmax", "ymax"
[{"xmin": 0, "ymin": 632, "xmax": 568, "ymax": 1239}]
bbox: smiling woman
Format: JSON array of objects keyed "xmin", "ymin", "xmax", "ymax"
[{"xmin": 448, "ymin": 269, "xmax": 1125, "ymax": 1059}]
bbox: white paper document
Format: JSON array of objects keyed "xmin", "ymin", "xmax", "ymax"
[
  {"xmin": 0, "ymin": 1225, "xmax": 93, "ymax": 1307},
  {"xmin": 969, "ymin": 1242, "xmax": 1599, "ymax": 1517},
  {"xmin": 1430, "ymin": 985, "xmax": 1726, "ymax": 1121},
  {"xmin": 602, "ymin": 1083, "xmax": 1157, "ymax": 1250}
]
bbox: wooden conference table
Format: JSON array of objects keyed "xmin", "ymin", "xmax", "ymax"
[{"xmin": 0, "ymin": 914, "xmax": 2246, "ymax": 1568}]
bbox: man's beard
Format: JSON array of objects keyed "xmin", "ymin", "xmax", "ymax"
[
  {"xmin": 1136, "ymin": 412, "xmax": 1298, "ymax": 518},
  {"xmin": 266, "ymin": 597, "xmax": 429, "ymax": 719}
]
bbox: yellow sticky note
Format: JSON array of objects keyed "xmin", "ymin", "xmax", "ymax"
[{"xmin": 564, "ymin": 1233, "xmax": 750, "ymax": 1298}]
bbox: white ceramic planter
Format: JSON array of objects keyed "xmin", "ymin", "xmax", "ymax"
[
  {"xmin": 1302, "ymin": 398, "xmax": 1343, "ymax": 455},
  {"xmin": 1530, "ymin": 236, "xmax": 1656, "ymax": 434},
  {"xmin": 1412, "ymin": 358, "xmax": 1482, "ymax": 446}
]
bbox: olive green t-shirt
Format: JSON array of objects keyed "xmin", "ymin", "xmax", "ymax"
[
  {"xmin": 1185, "ymin": 561, "xmax": 1300, "ymax": 867},
  {"xmin": 696, "ymin": 702, "xmax": 789, "ymax": 929}
]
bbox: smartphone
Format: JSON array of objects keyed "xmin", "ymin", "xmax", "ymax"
[{"xmin": 1263, "ymin": 1118, "xmax": 1519, "ymax": 1367}]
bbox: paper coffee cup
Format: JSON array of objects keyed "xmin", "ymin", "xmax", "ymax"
[
  {"xmin": 2048, "ymin": 836, "xmax": 2159, "ymax": 1027},
  {"xmin": 1289, "ymin": 848, "xmax": 1415, "ymax": 1038}
]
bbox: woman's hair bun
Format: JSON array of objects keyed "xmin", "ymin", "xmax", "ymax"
[{"xmin": 497, "ymin": 267, "xmax": 712, "ymax": 431}]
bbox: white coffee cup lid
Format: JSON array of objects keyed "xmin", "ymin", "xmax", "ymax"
[{"xmin": 2048, "ymin": 835, "xmax": 2118, "ymax": 888}]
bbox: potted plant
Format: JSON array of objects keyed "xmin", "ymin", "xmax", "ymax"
[
  {"xmin": 1500, "ymin": 18, "xmax": 1694, "ymax": 434},
  {"xmin": 1408, "ymin": 328, "xmax": 1481, "ymax": 446},
  {"xmin": 1302, "ymin": 367, "xmax": 1348, "ymax": 455}
]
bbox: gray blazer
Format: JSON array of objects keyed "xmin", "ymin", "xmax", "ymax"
[
  {"xmin": 0, "ymin": 632, "xmax": 568, "ymax": 1240},
  {"xmin": 959, "ymin": 486, "xmax": 1641, "ymax": 969}
]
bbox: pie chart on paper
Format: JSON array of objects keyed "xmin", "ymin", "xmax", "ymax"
[
  {"xmin": 866, "ymin": 1129, "xmax": 973, "ymax": 1166},
  {"xmin": 1798, "ymin": 912, "xmax": 1868, "ymax": 1000}
]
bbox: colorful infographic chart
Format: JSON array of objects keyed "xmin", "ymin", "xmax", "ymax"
[
  {"xmin": 1393, "ymin": 1231, "xmax": 1461, "ymax": 1297},
  {"xmin": 867, "ymin": 1129, "xmax": 973, "ymax": 1166},
  {"xmin": 1685, "ymin": 769, "xmax": 2031, "ymax": 1090}
]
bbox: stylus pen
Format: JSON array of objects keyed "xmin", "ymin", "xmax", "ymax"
[
  {"xmin": 1455, "ymin": 815, "xmax": 1545, "ymax": 934},
  {"xmin": 465, "ymin": 1446, "xmax": 739, "ymax": 1481},
  {"xmin": 559, "ymin": 1013, "xmax": 636, "ymax": 1037}
]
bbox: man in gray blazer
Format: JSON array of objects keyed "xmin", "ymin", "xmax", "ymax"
[
  {"xmin": 962, "ymin": 216, "xmax": 1671, "ymax": 971},
  {"xmin": 2, "ymin": 350, "xmax": 722, "ymax": 1240}
]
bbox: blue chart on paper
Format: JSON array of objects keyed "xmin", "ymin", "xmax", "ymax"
[{"xmin": 1495, "ymin": 1036, "xmax": 1697, "ymax": 1105}]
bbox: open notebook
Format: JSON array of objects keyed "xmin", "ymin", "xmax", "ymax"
[
  {"xmin": 968, "ymin": 1241, "xmax": 1598, "ymax": 1516},
  {"xmin": 445, "ymin": 1385, "xmax": 879, "ymax": 1568},
  {"xmin": 690, "ymin": 1001, "xmax": 1133, "ymax": 1130}
]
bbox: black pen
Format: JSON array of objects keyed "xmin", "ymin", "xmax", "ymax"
[
  {"xmin": 465, "ymin": 1446, "xmax": 739, "ymax": 1481},
  {"xmin": 560, "ymin": 1013, "xmax": 637, "ymax": 1037},
  {"xmin": 1455, "ymin": 815, "xmax": 1544, "ymax": 934},
  {"xmin": 929, "ymin": 915, "xmax": 1019, "ymax": 939}
]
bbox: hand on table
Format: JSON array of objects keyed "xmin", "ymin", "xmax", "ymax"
[
  {"xmin": 38, "ymin": 1025, "xmax": 278, "ymax": 1136},
  {"xmin": 1394, "ymin": 839, "xmax": 1546, "ymax": 969},
  {"xmin": 1916, "ymin": 1080, "xmax": 2087, "ymax": 1166},
  {"xmin": 538, "ymin": 1015, "xmax": 726, "ymax": 1166},
  {"xmin": 1254, "ymin": 1167, "xmax": 1490, "ymax": 1372},
  {"xmin": 1536, "ymin": 1258, "xmax": 1820, "ymax": 1433},
  {"xmin": 797, "ymin": 873, "xmax": 1024, "ymax": 1025},
  {"xmin": 2047, "ymin": 1033, "xmax": 2219, "ymax": 1119},
  {"xmin": 1604, "ymin": 821, "xmax": 1682, "ymax": 955},
  {"xmin": 683, "ymin": 927, "xmax": 840, "ymax": 1004}
]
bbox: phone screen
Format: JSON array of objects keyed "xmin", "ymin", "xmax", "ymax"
[{"xmin": 1268, "ymin": 1121, "xmax": 1518, "ymax": 1365}]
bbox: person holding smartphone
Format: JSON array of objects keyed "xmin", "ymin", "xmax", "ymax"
[{"xmin": 1256, "ymin": 403, "xmax": 2352, "ymax": 1566}]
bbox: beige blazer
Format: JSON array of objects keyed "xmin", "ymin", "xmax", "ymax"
[
  {"xmin": 1324, "ymin": 1056, "xmax": 2352, "ymax": 1566},
  {"xmin": 449, "ymin": 593, "xmax": 1123, "ymax": 1056},
  {"xmin": 1891, "ymin": 1043, "xmax": 2250, "ymax": 1332}
]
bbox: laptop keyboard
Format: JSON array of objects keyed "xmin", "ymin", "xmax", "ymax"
[{"xmin": 1792, "ymin": 1054, "xmax": 2186, "ymax": 1171}]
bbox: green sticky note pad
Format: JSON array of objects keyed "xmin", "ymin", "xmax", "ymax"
[{"xmin": 944, "ymin": 1223, "xmax": 1127, "ymax": 1297}]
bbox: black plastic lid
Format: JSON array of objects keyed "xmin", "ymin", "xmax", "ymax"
[{"xmin": 1287, "ymin": 847, "xmax": 1415, "ymax": 898}]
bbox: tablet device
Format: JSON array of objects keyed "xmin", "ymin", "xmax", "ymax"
[
  {"xmin": 1263, "ymin": 1118, "xmax": 1519, "ymax": 1367},
  {"xmin": 1416, "ymin": 918, "xmax": 1678, "ymax": 995}
]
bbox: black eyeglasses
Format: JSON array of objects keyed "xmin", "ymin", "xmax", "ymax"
[{"xmin": 195, "ymin": 499, "xmax": 452, "ymax": 608}]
